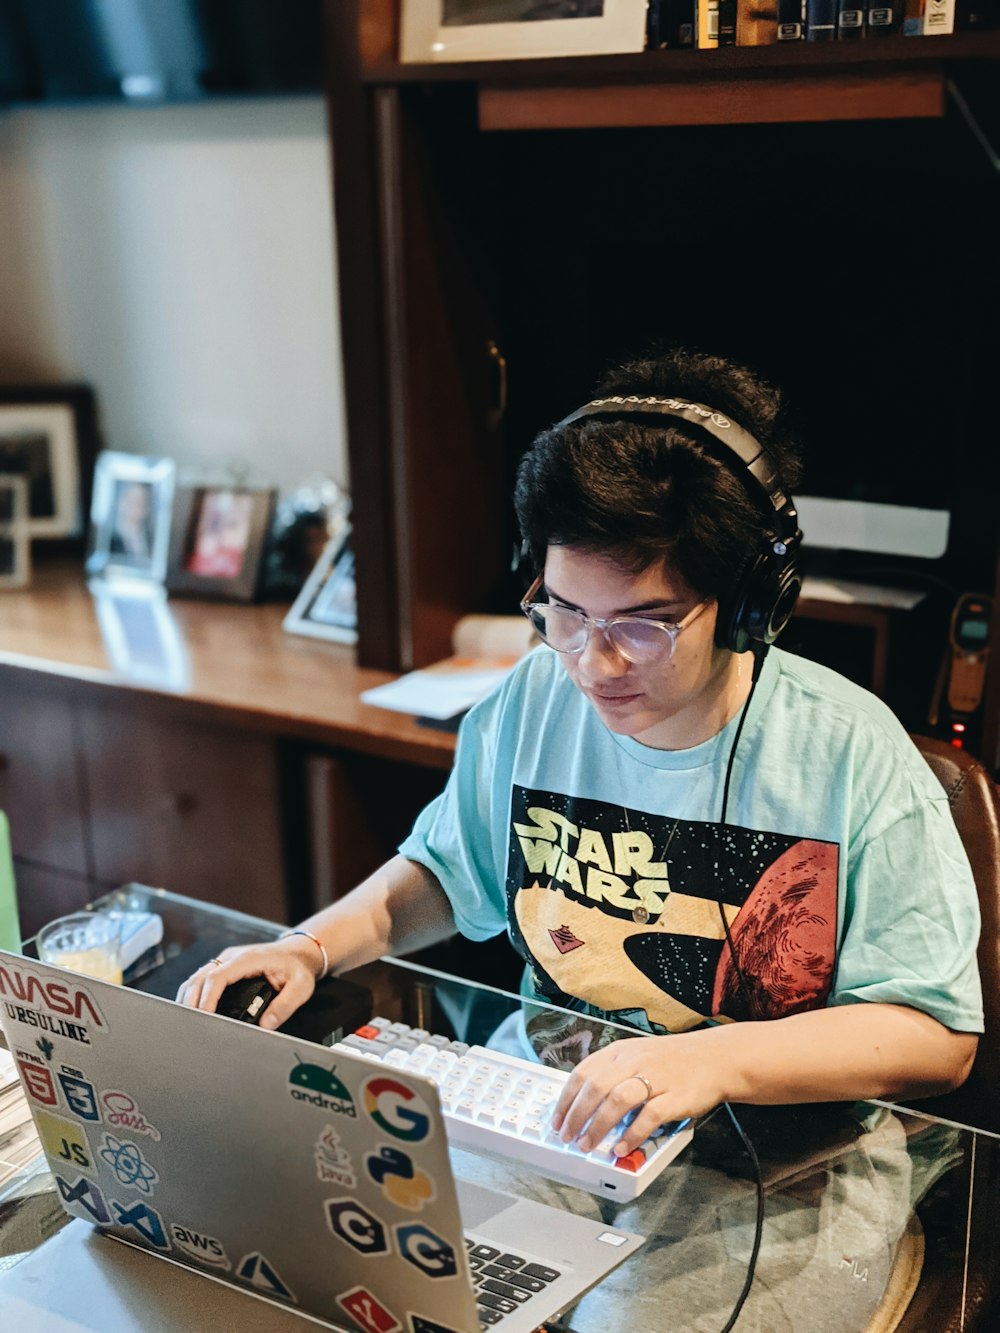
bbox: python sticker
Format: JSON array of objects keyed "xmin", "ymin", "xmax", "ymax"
[
  {"xmin": 98, "ymin": 1133, "xmax": 159, "ymax": 1194},
  {"xmin": 35, "ymin": 1109, "xmax": 96, "ymax": 1174},
  {"xmin": 336, "ymin": 1287, "xmax": 402, "ymax": 1333},
  {"xmin": 366, "ymin": 1145, "xmax": 436, "ymax": 1212},
  {"xmin": 0, "ymin": 961, "xmax": 108, "ymax": 1044},
  {"xmin": 288, "ymin": 1056, "xmax": 357, "ymax": 1117},
  {"xmin": 362, "ymin": 1076, "xmax": 433, "ymax": 1144},
  {"xmin": 171, "ymin": 1223, "xmax": 231, "ymax": 1270},
  {"xmin": 394, "ymin": 1223, "xmax": 458, "ymax": 1280},
  {"xmin": 315, "ymin": 1124, "xmax": 356, "ymax": 1188},
  {"xmin": 326, "ymin": 1199, "xmax": 389, "ymax": 1258}
]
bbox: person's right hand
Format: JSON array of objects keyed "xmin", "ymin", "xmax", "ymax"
[{"xmin": 175, "ymin": 935, "xmax": 323, "ymax": 1029}]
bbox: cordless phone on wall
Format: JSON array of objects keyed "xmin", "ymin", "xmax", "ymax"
[{"xmin": 929, "ymin": 592, "xmax": 993, "ymax": 751}]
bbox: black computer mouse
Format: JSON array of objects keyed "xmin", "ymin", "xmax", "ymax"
[{"xmin": 216, "ymin": 975, "xmax": 278, "ymax": 1025}]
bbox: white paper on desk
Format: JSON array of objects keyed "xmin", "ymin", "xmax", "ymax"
[
  {"xmin": 360, "ymin": 658, "xmax": 515, "ymax": 720},
  {"xmin": 801, "ymin": 577, "xmax": 927, "ymax": 611}
]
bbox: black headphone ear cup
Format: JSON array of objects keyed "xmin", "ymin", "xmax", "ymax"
[{"xmin": 715, "ymin": 551, "xmax": 802, "ymax": 654}]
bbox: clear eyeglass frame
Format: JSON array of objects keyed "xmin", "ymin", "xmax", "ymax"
[{"xmin": 519, "ymin": 574, "xmax": 711, "ymax": 665}]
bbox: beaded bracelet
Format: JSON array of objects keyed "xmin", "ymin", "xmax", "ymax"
[{"xmin": 280, "ymin": 929, "xmax": 329, "ymax": 980}]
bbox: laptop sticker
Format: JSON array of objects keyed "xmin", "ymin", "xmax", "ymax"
[
  {"xmin": 54, "ymin": 1172, "xmax": 111, "ymax": 1224},
  {"xmin": 366, "ymin": 1145, "xmax": 436, "ymax": 1212},
  {"xmin": 98, "ymin": 1133, "xmax": 159, "ymax": 1194},
  {"xmin": 34, "ymin": 1108, "xmax": 96, "ymax": 1174},
  {"xmin": 409, "ymin": 1316, "xmax": 464, "ymax": 1333},
  {"xmin": 314, "ymin": 1124, "xmax": 357, "ymax": 1187},
  {"xmin": 36, "ymin": 1036, "xmax": 55, "ymax": 1061},
  {"xmin": 14, "ymin": 1049, "xmax": 59, "ymax": 1106},
  {"xmin": 58, "ymin": 1066, "xmax": 102, "ymax": 1121},
  {"xmin": 288, "ymin": 1055, "xmax": 357, "ymax": 1117},
  {"xmin": 101, "ymin": 1088, "xmax": 162, "ymax": 1140},
  {"xmin": 0, "ymin": 961, "xmax": 109, "ymax": 1042},
  {"xmin": 170, "ymin": 1223, "xmax": 231, "ymax": 1270},
  {"xmin": 235, "ymin": 1252, "xmax": 298, "ymax": 1302},
  {"xmin": 394, "ymin": 1223, "xmax": 459, "ymax": 1280},
  {"xmin": 336, "ymin": 1286, "xmax": 402, "ymax": 1333},
  {"xmin": 326, "ymin": 1199, "xmax": 389, "ymax": 1257},
  {"xmin": 362, "ymin": 1076, "xmax": 433, "ymax": 1143},
  {"xmin": 110, "ymin": 1199, "xmax": 170, "ymax": 1249}
]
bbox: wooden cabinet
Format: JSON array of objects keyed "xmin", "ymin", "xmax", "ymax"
[{"xmin": 326, "ymin": 3, "xmax": 1000, "ymax": 772}]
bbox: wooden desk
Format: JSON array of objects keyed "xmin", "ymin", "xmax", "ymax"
[{"xmin": 0, "ymin": 565, "xmax": 456, "ymax": 935}]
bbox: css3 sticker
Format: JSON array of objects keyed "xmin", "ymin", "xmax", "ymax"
[{"xmin": 362, "ymin": 1077, "xmax": 432, "ymax": 1143}]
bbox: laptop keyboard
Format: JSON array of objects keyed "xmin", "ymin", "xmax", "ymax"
[
  {"xmin": 330, "ymin": 1017, "xmax": 693, "ymax": 1202},
  {"xmin": 465, "ymin": 1240, "xmax": 561, "ymax": 1328}
]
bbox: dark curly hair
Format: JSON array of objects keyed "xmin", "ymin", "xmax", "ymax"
[{"xmin": 514, "ymin": 347, "xmax": 804, "ymax": 601}]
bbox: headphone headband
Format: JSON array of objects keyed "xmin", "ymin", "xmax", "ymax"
[{"xmin": 556, "ymin": 394, "xmax": 798, "ymax": 545}]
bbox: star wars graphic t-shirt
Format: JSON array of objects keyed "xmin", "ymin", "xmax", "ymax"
[{"xmin": 400, "ymin": 646, "xmax": 983, "ymax": 1036}]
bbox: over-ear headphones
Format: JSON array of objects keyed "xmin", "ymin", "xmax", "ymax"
[{"xmin": 555, "ymin": 395, "xmax": 803, "ymax": 655}]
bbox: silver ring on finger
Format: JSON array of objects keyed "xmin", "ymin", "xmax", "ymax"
[{"xmin": 625, "ymin": 1072, "xmax": 654, "ymax": 1102}]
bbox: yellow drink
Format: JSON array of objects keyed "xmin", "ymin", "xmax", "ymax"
[{"xmin": 49, "ymin": 948, "xmax": 123, "ymax": 985}]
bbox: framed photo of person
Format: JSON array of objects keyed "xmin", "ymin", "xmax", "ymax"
[
  {"xmin": 283, "ymin": 527, "xmax": 357, "ymax": 644},
  {"xmin": 0, "ymin": 476, "xmax": 31, "ymax": 589},
  {"xmin": 86, "ymin": 452, "xmax": 176, "ymax": 583},
  {"xmin": 399, "ymin": 0, "xmax": 648, "ymax": 63},
  {"xmin": 0, "ymin": 383, "xmax": 100, "ymax": 541},
  {"xmin": 166, "ymin": 484, "xmax": 277, "ymax": 602}
]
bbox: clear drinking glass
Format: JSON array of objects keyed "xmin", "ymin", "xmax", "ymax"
[{"xmin": 36, "ymin": 911, "xmax": 124, "ymax": 984}]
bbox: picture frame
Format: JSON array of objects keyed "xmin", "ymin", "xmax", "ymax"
[
  {"xmin": 166, "ymin": 483, "xmax": 277, "ymax": 602},
  {"xmin": 399, "ymin": 0, "xmax": 648, "ymax": 63},
  {"xmin": 86, "ymin": 451, "xmax": 176, "ymax": 583},
  {"xmin": 0, "ymin": 383, "xmax": 100, "ymax": 541},
  {"xmin": 0, "ymin": 476, "xmax": 31, "ymax": 589},
  {"xmin": 283, "ymin": 527, "xmax": 357, "ymax": 644},
  {"xmin": 89, "ymin": 577, "xmax": 190, "ymax": 691}
]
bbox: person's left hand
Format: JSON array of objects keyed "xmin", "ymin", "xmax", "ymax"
[{"xmin": 550, "ymin": 1031, "xmax": 728, "ymax": 1158}]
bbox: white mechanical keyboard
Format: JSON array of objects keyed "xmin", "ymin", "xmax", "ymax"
[{"xmin": 331, "ymin": 1017, "xmax": 693, "ymax": 1202}]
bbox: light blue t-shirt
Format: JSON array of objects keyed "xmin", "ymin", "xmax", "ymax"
[{"xmin": 400, "ymin": 646, "xmax": 983, "ymax": 1036}]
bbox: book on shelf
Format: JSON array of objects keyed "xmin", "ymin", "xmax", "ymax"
[
  {"xmin": 698, "ymin": 0, "xmax": 721, "ymax": 46},
  {"xmin": 806, "ymin": 0, "xmax": 839, "ymax": 36},
  {"xmin": 904, "ymin": 0, "xmax": 957, "ymax": 30},
  {"xmin": 359, "ymin": 615, "xmax": 536, "ymax": 723},
  {"xmin": 776, "ymin": 0, "xmax": 807, "ymax": 38},
  {"xmin": 837, "ymin": 0, "xmax": 868, "ymax": 35},
  {"xmin": 738, "ymin": 1, "xmax": 780, "ymax": 44}
]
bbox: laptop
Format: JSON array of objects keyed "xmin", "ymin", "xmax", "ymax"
[{"xmin": 0, "ymin": 950, "xmax": 643, "ymax": 1333}]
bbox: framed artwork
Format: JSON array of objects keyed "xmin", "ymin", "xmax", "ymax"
[
  {"xmin": 86, "ymin": 452, "xmax": 176, "ymax": 582},
  {"xmin": 399, "ymin": 0, "xmax": 648, "ymax": 63},
  {"xmin": 0, "ymin": 383, "xmax": 100, "ymax": 540},
  {"xmin": 283, "ymin": 528, "xmax": 357, "ymax": 644},
  {"xmin": 0, "ymin": 476, "xmax": 31, "ymax": 589},
  {"xmin": 167, "ymin": 484, "xmax": 277, "ymax": 602}
]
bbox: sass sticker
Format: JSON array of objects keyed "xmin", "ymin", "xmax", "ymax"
[
  {"xmin": 394, "ymin": 1224, "xmax": 458, "ymax": 1280},
  {"xmin": 98, "ymin": 1133, "xmax": 159, "ymax": 1194},
  {"xmin": 314, "ymin": 1123, "xmax": 356, "ymax": 1187},
  {"xmin": 336, "ymin": 1287, "xmax": 402, "ymax": 1333},
  {"xmin": 171, "ymin": 1223, "xmax": 231, "ymax": 1270},
  {"xmin": 0, "ymin": 960, "xmax": 109, "ymax": 1045},
  {"xmin": 35, "ymin": 1109, "xmax": 96, "ymax": 1174},
  {"xmin": 54, "ymin": 1173, "xmax": 110, "ymax": 1224},
  {"xmin": 110, "ymin": 1200, "xmax": 169, "ymax": 1249},
  {"xmin": 288, "ymin": 1056, "xmax": 356, "ymax": 1117},
  {"xmin": 362, "ymin": 1077, "xmax": 432, "ymax": 1144},
  {"xmin": 235, "ymin": 1252, "xmax": 297, "ymax": 1302},
  {"xmin": 326, "ymin": 1199, "xmax": 389, "ymax": 1257},
  {"xmin": 101, "ymin": 1089, "xmax": 161, "ymax": 1140},
  {"xmin": 58, "ymin": 1066, "xmax": 101, "ymax": 1121},
  {"xmin": 366, "ymin": 1145, "xmax": 435, "ymax": 1212},
  {"xmin": 14, "ymin": 1050, "xmax": 58, "ymax": 1106}
]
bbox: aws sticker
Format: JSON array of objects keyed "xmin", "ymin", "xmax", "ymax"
[
  {"xmin": 288, "ymin": 1056, "xmax": 357, "ymax": 1117},
  {"xmin": 58, "ymin": 1067, "xmax": 101, "ymax": 1122},
  {"xmin": 35, "ymin": 1109, "xmax": 96, "ymax": 1174},
  {"xmin": 394, "ymin": 1223, "xmax": 458, "ymax": 1280},
  {"xmin": 111, "ymin": 1199, "xmax": 169, "ymax": 1250},
  {"xmin": 362, "ymin": 1077, "xmax": 432, "ymax": 1144},
  {"xmin": 54, "ymin": 1173, "xmax": 110, "ymax": 1224},
  {"xmin": 98, "ymin": 1133, "xmax": 159, "ymax": 1194},
  {"xmin": 315, "ymin": 1124, "xmax": 356, "ymax": 1188},
  {"xmin": 101, "ymin": 1089, "xmax": 161, "ymax": 1141},
  {"xmin": 366, "ymin": 1145, "xmax": 435, "ymax": 1212},
  {"xmin": 235, "ymin": 1252, "xmax": 297, "ymax": 1302},
  {"xmin": 171, "ymin": 1223, "xmax": 231, "ymax": 1270},
  {"xmin": 15, "ymin": 1050, "xmax": 59, "ymax": 1106},
  {"xmin": 326, "ymin": 1198, "xmax": 389, "ymax": 1258},
  {"xmin": 337, "ymin": 1287, "xmax": 402, "ymax": 1333}
]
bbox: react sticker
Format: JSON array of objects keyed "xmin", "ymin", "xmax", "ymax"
[{"xmin": 98, "ymin": 1133, "xmax": 159, "ymax": 1194}]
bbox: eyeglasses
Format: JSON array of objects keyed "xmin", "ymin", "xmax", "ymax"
[{"xmin": 520, "ymin": 575, "xmax": 711, "ymax": 665}]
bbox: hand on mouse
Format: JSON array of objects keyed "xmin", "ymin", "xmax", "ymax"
[{"xmin": 175, "ymin": 936, "xmax": 322, "ymax": 1029}]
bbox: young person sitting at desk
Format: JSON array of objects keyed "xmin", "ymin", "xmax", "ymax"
[{"xmin": 178, "ymin": 347, "xmax": 982, "ymax": 1161}]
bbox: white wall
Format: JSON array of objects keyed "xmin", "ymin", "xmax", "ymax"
[{"xmin": 0, "ymin": 96, "xmax": 348, "ymax": 494}]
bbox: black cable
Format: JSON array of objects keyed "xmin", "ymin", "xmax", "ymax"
[{"xmin": 718, "ymin": 1102, "xmax": 765, "ymax": 1333}]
